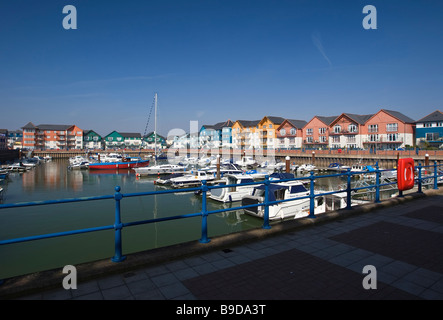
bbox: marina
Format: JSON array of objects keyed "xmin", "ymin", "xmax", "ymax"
[{"xmin": 0, "ymin": 155, "xmax": 441, "ymax": 282}]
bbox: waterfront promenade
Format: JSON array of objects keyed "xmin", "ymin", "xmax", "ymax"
[{"xmin": 1, "ymin": 187, "xmax": 443, "ymax": 301}]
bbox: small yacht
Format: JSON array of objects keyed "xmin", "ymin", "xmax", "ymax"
[
  {"xmin": 209, "ymin": 174, "xmax": 256, "ymax": 203},
  {"xmin": 134, "ymin": 164, "xmax": 186, "ymax": 176},
  {"xmin": 169, "ymin": 170, "xmax": 215, "ymax": 188},
  {"xmin": 235, "ymin": 156, "xmax": 256, "ymax": 167},
  {"xmin": 241, "ymin": 180, "xmax": 316, "ymax": 220}
]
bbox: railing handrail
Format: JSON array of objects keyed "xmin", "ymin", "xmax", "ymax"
[{"xmin": 1, "ymin": 161, "xmax": 442, "ymax": 269}]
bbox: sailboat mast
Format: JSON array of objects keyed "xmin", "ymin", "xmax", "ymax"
[{"xmin": 154, "ymin": 92, "xmax": 158, "ymax": 165}]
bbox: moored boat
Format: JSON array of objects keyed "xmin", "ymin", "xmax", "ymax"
[{"xmin": 88, "ymin": 158, "xmax": 150, "ymax": 170}]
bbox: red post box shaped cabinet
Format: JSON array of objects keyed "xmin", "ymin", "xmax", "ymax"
[{"xmin": 397, "ymin": 158, "xmax": 415, "ymax": 191}]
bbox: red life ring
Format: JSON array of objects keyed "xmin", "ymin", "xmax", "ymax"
[{"xmin": 397, "ymin": 158, "xmax": 414, "ymax": 191}]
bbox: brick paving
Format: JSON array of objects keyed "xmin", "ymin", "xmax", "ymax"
[{"xmin": 6, "ymin": 192, "xmax": 443, "ymax": 301}]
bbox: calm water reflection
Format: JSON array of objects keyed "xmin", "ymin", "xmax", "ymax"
[
  {"xmin": 0, "ymin": 159, "xmax": 265, "ymax": 279},
  {"xmin": 1, "ymin": 159, "xmax": 387, "ymax": 279}
]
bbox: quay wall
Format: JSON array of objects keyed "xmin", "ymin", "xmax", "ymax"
[{"xmin": 32, "ymin": 148, "xmax": 443, "ymax": 169}]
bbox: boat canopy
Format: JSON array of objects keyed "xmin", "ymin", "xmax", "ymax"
[
  {"xmin": 269, "ymin": 172, "xmax": 295, "ymax": 180},
  {"xmin": 253, "ymin": 183, "xmax": 307, "ymax": 202}
]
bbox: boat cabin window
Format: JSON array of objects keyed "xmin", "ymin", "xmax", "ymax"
[
  {"xmin": 274, "ymin": 188, "xmax": 286, "ymax": 200},
  {"xmin": 290, "ymin": 185, "xmax": 308, "ymax": 193},
  {"xmin": 252, "ymin": 189, "xmax": 265, "ymax": 197}
]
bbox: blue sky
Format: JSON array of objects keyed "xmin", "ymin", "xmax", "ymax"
[{"xmin": 1, "ymin": 0, "xmax": 443, "ymax": 137}]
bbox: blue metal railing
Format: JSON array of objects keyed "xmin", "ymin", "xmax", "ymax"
[{"xmin": 1, "ymin": 161, "xmax": 442, "ymax": 268}]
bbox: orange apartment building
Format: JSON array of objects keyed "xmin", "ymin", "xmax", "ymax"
[
  {"xmin": 22, "ymin": 122, "xmax": 83, "ymax": 150},
  {"xmin": 231, "ymin": 119, "xmax": 260, "ymax": 150},
  {"xmin": 276, "ymin": 119, "xmax": 307, "ymax": 149},
  {"xmin": 257, "ymin": 116, "xmax": 285, "ymax": 149}
]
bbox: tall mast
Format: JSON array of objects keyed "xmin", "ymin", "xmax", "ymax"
[{"xmin": 154, "ymin": 92, "xmax": 158, "ymax": 165}]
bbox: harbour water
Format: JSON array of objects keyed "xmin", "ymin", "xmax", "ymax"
[{"xmin": 0, "ymin": 159, "xmax": 368, "ymax": 280}]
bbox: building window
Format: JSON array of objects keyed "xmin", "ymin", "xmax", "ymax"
[
  {"xmin": 368, "ymin": 124, "xmax": 378, "ymax": 133},
  {"xmin": 386, "ymin": 123, "xmax": 398, "ymax": 132},
  {"xmin": 290, "ymin": 128, "xmax": 296, "ymax": 135},
  {"xmin": 348, "ymin": 124, "xmax": 357, "ymax": 133},
  {"xmin": 280, "ymin": 129, "xmax": 286, "ymax": 136},
  {"xmin": 319, "ymin": 127, "xmax": 326, "ymax": 134},
  {"xmin": 332, "ymin": 136, "xmax": 340, "ymax": 143},
  {"xmin": 306, "ymin": 136, "xmax": 313, "ymax": 143},
  {"xmin": 306, "ymin": 128, "xmax": 313, "ymax": 135},
  {"xmin": 426, "ymin": 133, "xmax": 439, "ymax": 141},
  {"xmin": 438, "ymin": 122, "xmax": 443, "ymax": 127},
  {"xmin": 369, "ymin": 134, "xmax": 379, "ymax": 142},
  {"xmin": 320, "ymin": 136, "xmax": 327, "ymax": 143},
  {"xmin": 347, "ymin": 135, "xmax": 356, "ymax": 143},
  {"xmin": 333, "ymin": 125, "xmax": 341, "ymax": 133},
  {"xmin": 387, "ymin": 133, "xmax": 398, "ymax": 142}
]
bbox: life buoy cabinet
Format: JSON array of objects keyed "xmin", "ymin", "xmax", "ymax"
[{"xmin": 397, "ymin": 158, "xmax": 414, "ymax": 191}]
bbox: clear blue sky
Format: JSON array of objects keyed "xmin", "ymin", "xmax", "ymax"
[{"xmin": 1, "ymin": 0, "xmax": 442, "ymax": 137}]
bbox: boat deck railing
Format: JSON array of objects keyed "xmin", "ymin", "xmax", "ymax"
[{"xmin": 0, "ymin": 161, "xmax": 442, "ymax": 275}]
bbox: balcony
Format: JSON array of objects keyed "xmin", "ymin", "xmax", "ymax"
[
  {"xmin": 362, "ymin": 136, "xmax": 404, "ymax": 144},
  {"xmin": 329, "ymin": 130, "xmax": 358, "ymax": 135}
]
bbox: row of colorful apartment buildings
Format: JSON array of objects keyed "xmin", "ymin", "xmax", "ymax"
[
  {"xmin": 181, "ymin": 109, "xmax": 442, "ymax": 151},
  {"xmin": 19, "ymin": 122, "xmax": 167, "ymax": 151},
  {"xmin": 2, "ymin": 109, "xmax": 442, "ymax": 151}
]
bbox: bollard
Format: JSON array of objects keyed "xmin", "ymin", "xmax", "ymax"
[
  {"xmin": 262, "ymin": 175, "xmax": 271, "ymax": 229},
  {"xmin": 199, "ymin": 180, "xmax": 211, "ymax": 243},
  {"xmin": 112, "ymin": 186, "xmax": 126, "ymax": 262},
  {"xmin": 308, "ymin": 171, "xmax": 316, "ymax": 218}
]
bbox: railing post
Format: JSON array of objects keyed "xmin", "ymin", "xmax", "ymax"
[
  {"xmin": 418, "ymin": 163, "xmax": 423, "ymax": 193},
  {"xmin": 199, "ymin": 180, "xmax": 211, "ymax": 243},
  {"xmin": 262, "ymin": 175, "xmax": 271, "ymax": 229},
  {"xmin": 433, "ymin": 161, "xmax": 438, "ymax": 190},
  {"xmin": 112, "ymin": 186, "xmax": 126, "ymax": 262},
  {"xmin": 346, "ymin": 168, "xmax": 352, "ymax": 209},
  {"xmin": 375, "ymin": 163, "xmax": 381, "ymax": 203},
  {"xmin": 308, "ymin": 171, "xmax": 316, "ymax": 218}
]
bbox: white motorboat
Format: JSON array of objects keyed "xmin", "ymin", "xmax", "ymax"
[
  {"xmin": 297, "ymin": 163, "xmax": 317, "ymax": 172},
  {"xmin": 134, "ymin": 164, "xmax": 186, "ymax": 176},
  {"xmin": 170, "ymin": 170, "xmax": 215, "ymax": 188},
  {"xmin": 209, "ymin": 174, "xmax": 256, "ymax": 203},
  {"xmin": 68, "ymin": 160, "xmax": 90, "ymax": 170},
  {"xmin": 242, "ymin": 180, "xmax": 315, "ymax": 220},
  {"xmin": 235, "ymin": 156, "xmax": 256, "ymax": 167},
  {"xmin": 208, "ymin": 171, "xmax": 293, "ymax": 203},
  {"xmin": 327, "ymin": 162, "xmax": 350, "ymax": 173},
  {"xmin": 154, "ymin": 173, "xmax": 186, "ymax": 185},
  {"xmin": 259, "ymin": 160, "xmax": 285, "ymax": 171}
]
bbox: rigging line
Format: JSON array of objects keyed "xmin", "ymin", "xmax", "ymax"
[{"xmin": 139, "ymin": 96, "xmax": 156, "ymax": 157}]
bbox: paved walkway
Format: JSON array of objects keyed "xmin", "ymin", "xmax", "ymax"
[{"xmin": 4, "ymin": 189, "xmax": 443, "ymax": 301}]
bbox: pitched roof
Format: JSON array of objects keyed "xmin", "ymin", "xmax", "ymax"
[
  {"xmin": 22, "ymin": 122, "xmax": 37, "ymax": 129},
  {"xmin": 202, "ymin": 119, "xmax": 234, "ymax": 131},
  {"xmin": 119, "ymin": 132, "xmax": 141, "ymax": 138},
  {"xmin": 235, "ymin": 120, "xmax": 261, "ymax": 127},
  {"xmin": 265, "ymin": 116, "xmax": 286, "ymax": 124},
  {"xmin": 416, "ymin": 110, "xmax": 443, "ymax": 123},
  {"xmin": 343, "ymin": 113, "xmax": 374, "ymax": 124},
  {"xmin": 285, "ymin": 119, "xmax": 308, "ymax": 129},
  {"xmin": 381, "ymin": 109, "xmax": 415, "ymax": 123},
  {"xmin": 315, "ymin": 116, "xmax": 338, "ymax": 126}
]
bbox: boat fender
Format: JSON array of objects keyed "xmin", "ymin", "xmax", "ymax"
[{"xmin": 229, "ymin": 195, "xmax": 232, "ymax": 202}]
